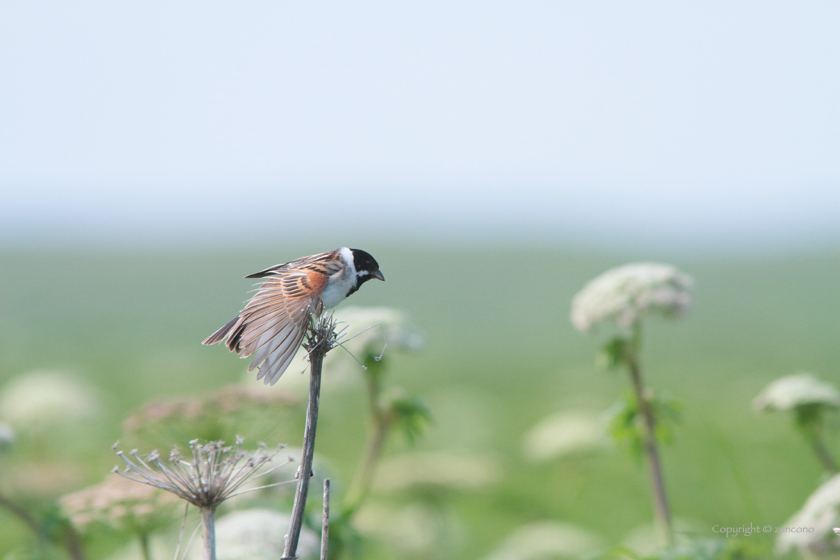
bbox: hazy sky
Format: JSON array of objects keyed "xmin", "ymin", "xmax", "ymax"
[{"xmin": 1, "ymin": 2, "xmax": 838, "ymax": 251}]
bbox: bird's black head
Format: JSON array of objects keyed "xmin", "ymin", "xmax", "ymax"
[{"xmin": 350, "ymin": 248, "xmax": 384, "ymax": 285}]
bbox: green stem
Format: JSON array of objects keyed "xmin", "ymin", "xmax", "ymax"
[
  {"xmin": 809, "ymin": 432, "xmax": 839, "ymax": 474},
  {"xmin": 139, "ymin": 533, "xmax": 152, "ymax": 560},
  {"xmin": 0, "ymin": 490, "xmax": 42, "ymax": 535},
  {"xmin": 626, "ymin": 324, "xmax": 674, "ymax": 548},
  {"xmin": 344, "ymin": 371, "xmax": 390, "ymax": 516},
  {"xmin": 63, "ymin": 525, "xmax": 86, "ymax": 560}
]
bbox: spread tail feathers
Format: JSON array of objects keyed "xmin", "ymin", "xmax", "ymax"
[{"xmin": 202, "ymin": 315, "xmax": 239, "ymax": 346}]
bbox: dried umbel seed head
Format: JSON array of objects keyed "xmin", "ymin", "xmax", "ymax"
[
  {"xmin": 113, "ymin": 438, "xmax": 293, "ymax": 510},
  {"xmin": 571, "ymin": 263, "xmax": 693, "ymax": 333}
]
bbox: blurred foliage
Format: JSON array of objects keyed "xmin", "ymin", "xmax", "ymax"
[
  {"xmin": 598, "ymin": 337, "xmax": 631, "ymax": 371},
  {"xmin": 606, "ymin": 391, "xmax": 682, "ymax": 458}
]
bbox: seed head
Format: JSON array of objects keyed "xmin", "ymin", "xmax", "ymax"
[{"xmin": 113, "ymin": 438, "xmax": 293, "ymax": 509}]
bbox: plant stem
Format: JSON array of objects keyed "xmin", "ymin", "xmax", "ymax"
[
  {"xmin": 627, "ymin": 354, "xmax": 674, "ymax": 547},
  {"xmin": 283, "ymin": 341, "xmax": 326, "ymax": 559},
  {"xmin": 200, "ymin": 507, "xmax": 216, "ymax": 560},
  {"xmin": 63, "ymin": 523, "xmax": 87, "ymax": 560},
  {"xmin": 321, "ymin": 479, "xmax": 330, "ymax": 560},
  {"xmin": 139, "ymin": 533, "xmax": 152, "ymax": 560},
  {"xmin": 343, "ymin": 371, "xmax": 390, "ymax": 515},
  {"xmin": 0, "ymin": 490, "xmax": 42, "ymax": 535},
  {"xmin": 809, "ymin": 432, "xmax": 839, "ymax": 473}
]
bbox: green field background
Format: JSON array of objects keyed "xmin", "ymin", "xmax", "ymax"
[{"xmin": 1, "ymin": 245, "xmax": 838, "ymax": 558}]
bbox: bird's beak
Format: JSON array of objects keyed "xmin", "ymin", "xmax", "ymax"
[{"xmin": 372, "ymin": 269, "xmax": 385, "ymax": 281}]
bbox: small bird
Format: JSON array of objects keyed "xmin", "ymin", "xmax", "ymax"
[{"xmin": 203, "ymin": 248, "xmax": 384, "ymax": 385}]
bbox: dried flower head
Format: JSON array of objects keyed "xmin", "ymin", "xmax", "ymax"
[
  {"xmin": 59, "ymin": 474, "xmax": 178, "ymax": 534},
  {"xmin": 571, "ymin": 263, "xmax": 693, "ymax": 333},
  {"xmin": 777, "ymin": 474, "xmax": 840, "ymax": 556},
  {"xmin": 754, "ymin": 373, "xmax": 840, "ymax": 413},
  {"xmin": 113, "ymin": 438, "xmax": 293, "ymax": 510}
]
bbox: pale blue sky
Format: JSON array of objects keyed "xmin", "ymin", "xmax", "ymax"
[{"xmin": 1, "ymin": 2, "xmax": 838, "ymax": 251}]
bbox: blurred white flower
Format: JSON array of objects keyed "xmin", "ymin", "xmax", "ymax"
[
  {"xmin": 123, "ymin": 384, "xmax": 299, "ymax": 433},
  {"xmin": 0, "ymin": 422, "xmax": 14, "ymax": 452},
  {"xmin": 105, "ymin": 536, "xmax": 171, "ymax": 560},
  {"xmin": 187, "ymin": 509, "xmax": 318, "ymax": 560},
  {"xmin": 621, "ymin": 520, "xmax": 695, "ymax": 557},
  {"xmin": 776, "ymin": 474, "xmax": 840, "ymax": 557},
  {"xmin": 754, "ymin": 373, "xmax": 840, "ymax": 413},
  {"xmin": 354, "ymin": 501, "xmax": 465, "ymax": 556},
  {"xmin": 522, "ymin": 411, "xmax": 609, "ymax": 462},
  {"xmin": 483, "ymin": 521, "xmax": 606, "ymax": 560},
  {"xmin": 59, "ymin": 474, "xmax": 179, "ymax": 534},
  {"xmin": 0, "ymin": 370, "xmax": 103, "ymax": 431},
  {"xmin": 224, "ymin": 446, "xmax": 327, "ymax": 509},
  {"xmin": 333, "ymin": 306, "xmax": 424, "ymax": 356},
  {"xmin": 621, "ymin": 519, "xmax": 699, "ymax": 557},
  {"xmin": 374, "ymin": 451, "xmax": 499, "ymax": 493},
  {"xmin": 571, "ymin": 263, "xmax": 693, "ymax": 333}
]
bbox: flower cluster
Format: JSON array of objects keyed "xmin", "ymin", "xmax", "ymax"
[
  {"xmin": 777, "ymin": 474, "xmax": 840, "ymax": 556},
  {"xmin": 59, "ymin": 474, "xmax": 178, "ymax": 534},
  {"xmin": 123, "ymin": 385, "xmax": 299, "ymax": 433},
  {"xmin": 113, "ymin": 438, "xmax": 293, "ymax": 509},
  {"xmin": 522, "ymin": 411, "xmax": 608, "ymax": 462},
  {"xmin": 753, "ymin": 373, "xmax": 840, "ymax": 413},
  {"xmin": 332, "ymin": 307, "xmax": 424, "ymax": 359},
  {"xmin": 571, "ymin": 263, "xmax": 693, "ymax": 333},
  {"xmin": 0, "ymin": 370, "xmax": 102, "ymax": 431}
]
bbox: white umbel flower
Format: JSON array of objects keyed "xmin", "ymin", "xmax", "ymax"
[
  {"xmin": 483, "ymin": 521, "xmax": 606, "ymax": 560},
  {"xmin": 754, "ymin": 373, "xmax": 840, "ymax": 412},
  {"xmin": 374, "ymin": 452, "xmax": 499, "ymax": 492},
  {"xmin": 522, "ymin": 411, "xmax": 609, "ymax": 462},
  {"xmin": 571, "ymin": 263, "xmax": 693, "ymax": 333},
  {"xmin": 187, "ymin": 509, "xmax": 319, "ymax": 560},
  {"xmin": 0, "ymin": 422, "xmax": 14, "ymax": 452},
  {"xmin": 776, "ymin": 474, "xmax": 840, "ymax": 556},
  {"xmin": 59, "ymin": 474, "xmax": 178, "ymax": 533},
  {"xmin": 0, "ymin": 370, "xmax": 102, "ymax": 430},
  {"xmin": 332, "ymin": 307, "xmax": 424, "ymax": 355}
]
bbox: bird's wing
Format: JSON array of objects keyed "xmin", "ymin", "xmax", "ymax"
[
  {"xmin": 203, "ymin": 251, "xmax": 345, "ymax": 385},
  {"xmin": 244, "ymin": 250, "xmax": 338, "ymax": 279}
]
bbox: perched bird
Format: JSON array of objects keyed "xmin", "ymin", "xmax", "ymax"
[{"xmin": 203, "ymin": 248, "xmax": 384, "ymax": 385}]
